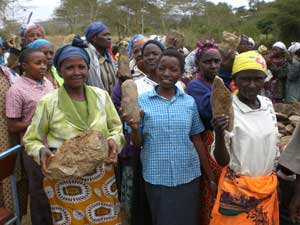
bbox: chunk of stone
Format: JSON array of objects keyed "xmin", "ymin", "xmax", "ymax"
[
  {"xmin": 47, "ymin": 130, "xmax": 108, "ymax": 180},
  {"xmin": 121, "ymin": 79, "xmax": 140, "ymax": 123},
  {"xmin": 211, "ymin": 76, "xmax": 234, "ymax": 131}
]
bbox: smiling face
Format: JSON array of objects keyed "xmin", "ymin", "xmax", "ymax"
[
  {"xmin": 198, "ymin": 49, "xmax": 222, "ymax": 82},
  {"xmin": 143, "ymin": 43, "xmax": 162, "ymax": 73},
  {"xmin": 156, "ymin": 55, "xmax": 182, "ymax": 89},
  {"xmin": 58, "ymin": 57, "xmax": 89, "ymax": 90},
  {"xmin": 22, "ymin": 51, "xmax": 47, "ymax": 81},
  {"xmin": 235, "ymin": 69, "xmax": 265, "ymax": 102},
  {"xmin": 92, "ymin": 28, "xmax": 112, "ymax": 50},
  {"xmin": 39, "ymin": 44, "xmax": 55, "ymax": 70}
]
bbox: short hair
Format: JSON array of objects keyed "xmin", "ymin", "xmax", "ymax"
[
  {"xmin": 19, "ymin": 48, "xmax": 42, "ymax": 64},
  {"xmin": 157, "ymin": 48, "xmax": 185, "ymax": 73}
]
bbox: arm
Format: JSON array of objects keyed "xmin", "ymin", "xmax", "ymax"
[
  {"xmin": 104, "ymin": 91, "xmax": 125, "ymax": 153},
  {"xmin": 7, "ymin": 118, "xmax": 31, "ymax": 134},
  {"xmin": 187, "ymin": 81, "xmax": 213, "ymax": 127},
  {"xmin": 5, "ymin": 86, "xmax": 26, "ymax": 134},
  {"xmin": 191, "ymin": 134, "xmax": 214, "ymax": 182},
  {"xmin": 211, "ymin": 115, "xmax": 230, "ymax": 167},
  {"xmin": 23, "ymin": 99, "xmax": 50, "ymax": 164}
]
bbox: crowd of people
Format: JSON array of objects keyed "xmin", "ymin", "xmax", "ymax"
[{"xmin": 0, "ymin": 20, "xmax": 299, "ymax": 225}]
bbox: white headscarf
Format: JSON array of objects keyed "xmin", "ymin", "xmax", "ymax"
[
  {"xmin": 272, "ymin": 41, "xmax": 287, "ymax": 51},
  {"xmin": 288, "ymin": 42, "xmax": 300, "ymax": 54}
]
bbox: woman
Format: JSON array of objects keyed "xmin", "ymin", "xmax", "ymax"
[
  {"xmin": 6, "ymin": 48, "xmax": 54, "ymax": 225},
  {"xmin": 186, "ymin": 41, "xmax": 223, "ymax": 225},
  {"xmin": 210, "ymin": 51, "xmax": 279, "ymax": 225},
  {"xmin": 265, "ymin": 42, "xmax": 289, "ymax": 103},
  {"xmin": 285, "ymin": 43, "xmax": 300, "ymax": 102},
  {"xmin": 23, "ymin": 36, "xmax": 125, "ymax": 225},
  {"xmin": 129, "ymin": 36, "xmax": 147, "ymax": 80},
  {"xmin": 28, "ymin": 39, "xmax": 64, "ymax": 88},
  {"xmin": 126, "ymin": 49, "xmax": 214, "ymax": 225},
  {"xmin": 135, "ymin": 39, "xmax": 184, "ymax": 94}
]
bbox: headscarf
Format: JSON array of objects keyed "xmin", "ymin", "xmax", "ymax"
[
  {"xmin": 0, "ymin": 36, "xmax": 4, "ymax": 65},
  {"xmin": 232, "ymin": 50, "xmax": 267, "ymax": 75},
  {"xmin": 194, "ymin": 40, "xmax": 219, "ymax": 65},
  {"xmin": 248, "ymin": 37, "xmax": 255, "ymax": 48},
  {"xmin": 23, "ymin": 23, "xmax": 45, "ymax": 38},
  {"xmin": 127, "ymin": 34, "xmax": 144, "ymax": 58},
  {"xmin": 258, "ymin": 45, "xmax": 268, "ymax": 54},
  {"xmin": 85, "ymin": 22, "xmax": 108, "ymax": 42},
  {"xmin": 27, "ymin": 39, "xmax": 52, "ymax": 49},
  {"xmin": 288, "ymin": 42, "xmax": 300, "ymax": 55},
  {"xmin": 141, "ymin": 39, "xmax": 165, "ymax": 57},
  {"xmin": 272, "ymin": 41, "xmax": 287, "ymax": 51},
  {"xmin": 53, "ymin": 35, "xmax": 90, "ymax": 68}
]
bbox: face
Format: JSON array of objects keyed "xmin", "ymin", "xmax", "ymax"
[
  {"xmin": 235, "ymin": 70, "xmax": 265, "ymax": 101},
  {"xmin": 143, "ymin": 44, "xmax": 162, "ymax": 72},
  {"xmin": 156, "ymin": 56, "xmax": 182, "ymax": 89},
  {"xmin": 58, "ymin": 57, "xmax": 88, "ymax": 89},
  {"xmin": 198, "ymin": 50, "xmax": 222, "ymax": 81},
  {"xmin": 22, "ymin": 52, "xmax": 47, "ymax": 81},
  {"xmin": 271, "ymin": 47, "xmax": 284, "ymax": 57},
  {"xmin": 26, "ymin": 29, "xmax": 44, "ymax": 44},
  {"xmin": 39, "ymin": 45, "xmax": 55, "ymax": 69},
  {"xmin": 133, "ymin": 42, "xmax": 143, "ymax": 64},
  {"xmin": 92, "ymin": 28, "xmax": 112, "ymax": 49}
]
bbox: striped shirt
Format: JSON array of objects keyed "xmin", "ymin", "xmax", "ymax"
[{"xmin": 139, "ymin": 86, "xmax": 204, "ymax": 186}]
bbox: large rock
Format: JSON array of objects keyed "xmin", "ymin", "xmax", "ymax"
[
  {"xmin": 47, "ymin": 130, "xmax": 108, "ymax": 180},
  {"xmin": 121, "ymin": 79, "xmax": 140, "ymax": 123},
  {"xmin": 211, "ymin": 76, "xmax": 234, "ymax": 131},
  {"xmin": 117, "ymin": 46, "xmax": 132, "ymax": 81}
]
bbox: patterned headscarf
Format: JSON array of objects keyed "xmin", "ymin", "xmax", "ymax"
[
  {"xmin": 127, "ymin": 34, "xmax": 144, "ymax": 58},
  {"xmin": 23, "ymin": 23, "xmax": 45, "ymax": 39},
  {"xmin": 194, "ymin": 40, "xmax": 219, "ymax": 65},
  {"xmin": 232, "ymin": 51, "xmax": 267, "ymax": 75}
]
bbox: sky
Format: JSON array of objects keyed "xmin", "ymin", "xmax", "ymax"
[{"xmin": 16, "ymin": 0, "xmax": 272, "ymax": 23}]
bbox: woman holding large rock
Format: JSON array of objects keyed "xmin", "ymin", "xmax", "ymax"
[
  {"xmin": 210, "ymin": 51, "xmax": 279, "ymax": 225},
  {"xmin": 23, "ymin": 36, "xmax": 125, "ymax": 225}
]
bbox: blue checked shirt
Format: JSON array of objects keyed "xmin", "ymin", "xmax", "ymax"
[{"xmin": 139, "ymin": 86, "xmax": 204, "ymax": 187}]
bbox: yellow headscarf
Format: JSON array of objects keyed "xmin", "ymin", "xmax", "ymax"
[{"xmin": 232, "ymin": 50, "xmax": 267, "ymax": 75}]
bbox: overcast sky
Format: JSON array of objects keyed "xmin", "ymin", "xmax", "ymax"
[{"xmin": 16, "ymin": 0, "xmax": 272, "ymax": 23}]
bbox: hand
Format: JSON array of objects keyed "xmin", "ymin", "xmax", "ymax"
[
  {"xmin": 120, "ymin": 107, "xmax": 144, "ymax": 130},
  {"xmin": 105, "ymin": 139, "xmax": 118, "ymax": 164},
  {"xmin": 211, "ymin": 115, "xmax": 229, "ymax": 136},
  {"xmin": 290, "ymin": 192, "xmax": 300, "ymax": 223},
  {"xmin": 40, "ymin": 148, "xmax": 54, "ymax": 179}
]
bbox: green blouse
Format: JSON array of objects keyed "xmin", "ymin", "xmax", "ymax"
[{"xmin": 23, "ymin": 85, "xmax": 125, "ymax": 164}]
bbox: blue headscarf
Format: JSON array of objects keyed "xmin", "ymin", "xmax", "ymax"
[
  {"xmin": 0, "ymin": 37, "xmax": 4, "ymax": 65},
  {"xmin": 127, "ymin": 34, "xmax": 144, "ymax": 59},
  {"xmin": 27, "ymin": 39, "xmax": 52, "ymax": 49},
  {"xmin": 141, "ymin": 39, "xmax": 165, "ymax": 57},
  {"xmin": 53, "ymin": 35, "xmax": 90, "ymax": 68},
  {"xmin": 85, "ymin": 22, "xmax": 108, "ymax": 43}
]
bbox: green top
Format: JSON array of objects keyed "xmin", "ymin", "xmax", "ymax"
[
  {"xmin": 51, "ymin": 66, "xmax": 64, "ymax": 86},
  {"xmin": 71, "ymin": 99, "xmax": 88, "ymax": 125},
  {"xmin": 23, "ymin": 85, "xmax": 125, "ymax": 164}
]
